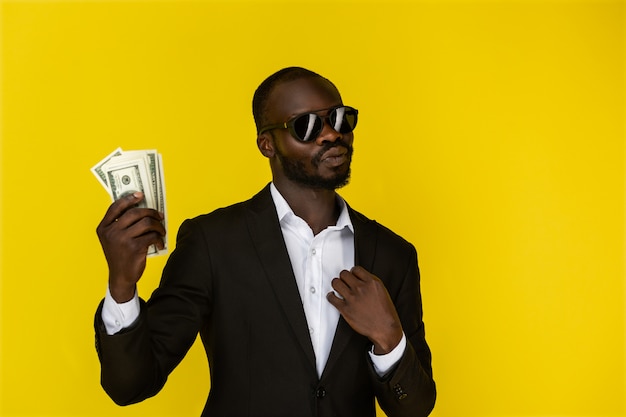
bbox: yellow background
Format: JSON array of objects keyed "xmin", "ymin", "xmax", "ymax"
[{"xmin": 1, "ymin": 0, "xmax": 624, "ymax": 416}]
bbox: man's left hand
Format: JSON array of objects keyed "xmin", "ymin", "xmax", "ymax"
[{"xmin": 327, "ymin": 266, "xmax": 403, "ymax": 354}]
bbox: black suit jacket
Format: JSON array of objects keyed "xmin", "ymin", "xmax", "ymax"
[{"xmin": 95, "ymin": 185, "xmax": 436, "ymax": 417}]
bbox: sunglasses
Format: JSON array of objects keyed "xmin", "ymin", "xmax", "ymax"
[{"xmin": 259, "ymin": 106, "xmax": 358, "ymax": 142}]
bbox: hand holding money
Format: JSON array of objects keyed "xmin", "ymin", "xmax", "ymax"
[
  {"xmin": 92, "ymin": 148, "xmax": 168, "ymax": 256},
  {"xmin": 92, "ymin": 148, "xmax": 168, "ymax": 303}
]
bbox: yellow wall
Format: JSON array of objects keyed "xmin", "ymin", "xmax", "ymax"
[{"xmin": 1, "ymin": 0, "xmax": 624, "ymax": 416}]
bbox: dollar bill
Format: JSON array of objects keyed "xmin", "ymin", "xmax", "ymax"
[
  {"xmin": 90, "ymin": 147, "xmax": 122, "ymax": 190},
  {"xmin": 91, "ymin": 148, "xmax": 168, "ymax": 256},
  {"xmin": 106, "ymin": 162, "xmax": 155, "ymax": 208}
]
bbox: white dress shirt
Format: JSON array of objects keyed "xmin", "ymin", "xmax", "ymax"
[
  {"xmin": 102, "ymin": 183, "xmax": 405, "ymax": 377},
  {"xmin": 270, "ymin": 184, "xmax": 352, "ymax": 376}
]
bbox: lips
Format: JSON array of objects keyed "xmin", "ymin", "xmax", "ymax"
[
  {"xmin": 322, "ymin": 147, "xmax": 347, "ymax": 160},
  {"xmin": 320, "ymin": 147, "xmax": 348, "ymax": 167}
]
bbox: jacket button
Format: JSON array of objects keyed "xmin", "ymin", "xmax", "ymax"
[
  {"xmin": 393, "ymin": 383, "xmax": 408, "ymax": 400},
  {"xmin": 316, "ymin": 387, "xmax": 326, "ymax": 398}
]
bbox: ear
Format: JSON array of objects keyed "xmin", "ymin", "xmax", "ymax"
[{"xmin": 257, "ymin": 132, "xmax": 275, "ymax": 158}]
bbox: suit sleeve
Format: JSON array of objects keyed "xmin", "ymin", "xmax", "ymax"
[
  {"xmin": 369, "ymin": 245, "xmax": 436, "ymax": 417},
  {"xmin": 94, "ymin": 218, "xmax": 212, "ymax": 405}
]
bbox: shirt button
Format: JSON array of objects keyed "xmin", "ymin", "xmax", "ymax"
[
  {"xmin": 311, "ymin": 248, "xmax": 317, "ymax": 255},
  {"xmin": 114, "ymin": 320, "xmax": 121, "ymax": 327},
  {"xmin": 309, "ymin": 327, "xmax": 314, "ymax": 334},
  {"xmin": 310, "ymin": 287, "xmax": 316, "ymax": 294}
]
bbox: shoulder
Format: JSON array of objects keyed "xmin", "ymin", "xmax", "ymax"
[{"xmin": 183, "ymin": 184, "xmax": 273, "ymax": 229}]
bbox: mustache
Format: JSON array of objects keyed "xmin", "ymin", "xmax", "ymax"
[{"xmin": 312, "ymin": 139, "xmax": 353, "ymax": 165}]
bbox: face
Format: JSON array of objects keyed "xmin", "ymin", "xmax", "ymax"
[{"xmin": 258, "ymin": 77, "xmax": 354, "ymax": 191}]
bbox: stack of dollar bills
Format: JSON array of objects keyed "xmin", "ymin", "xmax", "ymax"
[{"xmin": 91, "ymin": 147, "xmax": 168, "ymax": 256}]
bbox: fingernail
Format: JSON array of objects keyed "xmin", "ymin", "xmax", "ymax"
[{"xmin": 132, "ymin": 192, "xmax": 142, "ymax": 199}]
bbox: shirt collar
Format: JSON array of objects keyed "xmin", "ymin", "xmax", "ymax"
[{"xmin": 270, "ymin": 183, "xmax": 354, "ymax": 233}]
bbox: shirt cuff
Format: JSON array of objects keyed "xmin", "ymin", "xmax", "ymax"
[
  {"xmin": 368, "ymin": 333, "xmax": 407, "ymax": 377},
  {"xmin": 101, "ymin": 286, "xmax": 140, "ymax": 335}
]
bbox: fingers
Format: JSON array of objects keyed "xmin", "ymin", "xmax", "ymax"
[
  {"xmin": 98, "ymin": 192, "xmax": 165, "ymax": 237},
  {"xmin": 327, "ymin": 267, "xmax": 403, "ymax": 349},
  {"xmin": 132, "ymin": 230, "xmax": 166, "ymax": 252},
  {"xmin": 328, "ymin": 266, "xmax": 380, "ymax": 303},
  {"xmin": 329, "ymin": 269, "xmax": 351, "ymax": 295},
  {"xmin": 333, "ymin": 267, "xmax": 370, "ymax": 291},
  {"xmin": 101, "ymin": 191, "xmax": 145, "ymax": 226},
  {"xmin": 96, "ymin": 191, "xmax": 166, "ymax": 262},
  {"xmin": 326, "ymin": 290, "xmax": 344, "ymax": 309},
  {"xmin": 350, "ymin": 265, "xmax": 374, "ymax": 281},
  {"xmin": 328, "ymin": 269, "xmax": 359, "ymax": 307},
  {"xmin": 115, "ymin": 208, "xmax": 164, "ymax": 232}
]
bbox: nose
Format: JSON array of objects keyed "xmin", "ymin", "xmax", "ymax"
[{"xmin": 315, "ymin": 120, "xmax": 342, "ymax": 145}]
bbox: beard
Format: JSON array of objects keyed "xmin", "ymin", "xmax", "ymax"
[{"xmin": 275, "ymin": 141, "xmax": 353, "ymax": 191}]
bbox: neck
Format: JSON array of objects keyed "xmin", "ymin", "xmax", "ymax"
[{"xmin": 273, "ymin": 180, "xmax": 340, "ymax": 235}]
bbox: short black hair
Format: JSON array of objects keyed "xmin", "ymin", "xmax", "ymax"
[{"xmin": 252, "ymin": 67, "xmax": 337, "ymax": 134}]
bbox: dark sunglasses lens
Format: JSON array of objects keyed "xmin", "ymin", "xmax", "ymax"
[
  {"xmin": 330, "ymin": 107, "xmax": 358, "ymax": 134},
  {"xmin": 292, "ymin": 113, "xmax": 323, "ymax": 141}
]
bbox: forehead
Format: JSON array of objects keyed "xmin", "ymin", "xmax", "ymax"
[{"xmin": 266, "ymin": 77, "xmax": 343, "ymax": 120}]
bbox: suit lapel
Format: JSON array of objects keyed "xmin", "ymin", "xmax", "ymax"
[
  {"xmin": 321, "ymin": 206, "xmax": 378, "ymax": 380},
  {"xmin": 244, "ymin": 185, "xmax": 317, "ymax": 373},
  {"xmin": 350, "ymin": 207, "xmax": 378, "ymax": 272}
]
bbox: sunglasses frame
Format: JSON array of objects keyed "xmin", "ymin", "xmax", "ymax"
[{"xmin": 258, "ymin": 105, "xmax": 358, "ymax": 142}]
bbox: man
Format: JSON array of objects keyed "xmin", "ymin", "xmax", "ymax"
[{"xmin": 95, "ymin": 67, "xmax": 436, "ymax": 417}]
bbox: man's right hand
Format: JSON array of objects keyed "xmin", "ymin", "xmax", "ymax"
[{"xmin": 96, "ymin": 192, "xmax": 166, "ymax": 303}]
